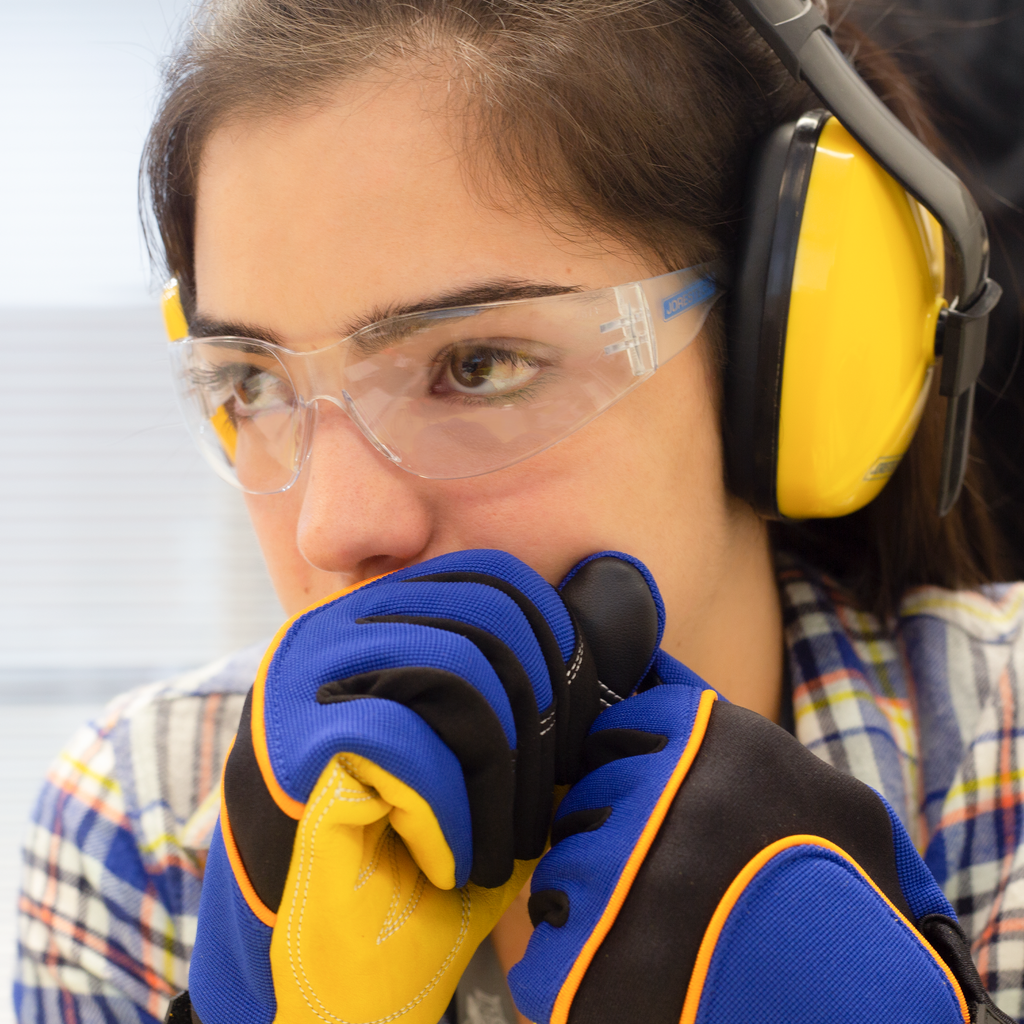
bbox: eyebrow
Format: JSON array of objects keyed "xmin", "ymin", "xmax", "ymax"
[{"xmin": 190, "ymin": 278, "xmax": 583, "ymax": 351}]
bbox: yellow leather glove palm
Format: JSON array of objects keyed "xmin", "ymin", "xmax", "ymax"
[{"xmin": 270, "ymin": 752, "xmax": 535, "ymax": 1024}]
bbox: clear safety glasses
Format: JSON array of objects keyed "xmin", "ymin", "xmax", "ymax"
[{"xmin": 166, "ymin": 263, "xmax": 726, "ymax": 493}]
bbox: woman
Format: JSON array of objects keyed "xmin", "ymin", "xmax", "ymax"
[{"xmin": 15, "ymin": 1, "xmax": 1023, "ymax": 1022}]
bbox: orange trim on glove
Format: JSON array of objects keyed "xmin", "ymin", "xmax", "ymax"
[
  {"xmin": 550, "ymin": 687, "xmax": 718, "ymax": 1024},
  {"xmin": 678, "ymin": 834, "xmax": 970, "ymax": 1024},
  {"xmin": 250, "ymin": 573, "xmax": 392, "ymax": 821},
  {"xmin": 218, "ymin": 737, "xmax": 277, "ymax": 927}
]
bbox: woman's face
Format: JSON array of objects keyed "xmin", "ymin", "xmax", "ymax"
[{"xmin": 194, "ymin": 76, "xmax": 780, "ymax": 711}]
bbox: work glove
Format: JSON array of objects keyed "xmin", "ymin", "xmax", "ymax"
[
  {"xmin": 511, "ymin": 558, "xmax": 1013, "ymax": 1024},
  {"xmin": 171, "ymin": 549, "xmax": 646, "ymax": 1024}
]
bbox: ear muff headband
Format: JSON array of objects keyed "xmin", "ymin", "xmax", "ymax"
[{"xmin": 727, "ymin": 0, "xmax": 1002, "ymax": 517}]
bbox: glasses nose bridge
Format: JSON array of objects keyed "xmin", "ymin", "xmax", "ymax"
[
  {"xmin": 306, "ymin": 392, "xmax": 346, "ymax": 412},
  {"xmin": 304, "ymin": 391, "xmax": 404, "ymax": 468},
  {"xmin": 284, "ymin": 343, "xmax": 347, "ymax": 403},
  {"xmin": 288, "ymin": 345, "xmax": 406, "ymax": 467}
]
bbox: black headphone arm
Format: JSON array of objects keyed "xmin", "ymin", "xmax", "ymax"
[{"xmin": 729, "ymin": 0, "xmax": 1001, "ymax": 514}]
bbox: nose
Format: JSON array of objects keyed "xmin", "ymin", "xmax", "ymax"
[{"xmin": 295, "ymin": 400, "xmax": 434, "ymax": 581}]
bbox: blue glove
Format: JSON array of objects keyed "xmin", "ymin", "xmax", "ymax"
[
  {"xmin": 510, "ymin": 555, "xmax": 1011, "ymax": 1024},
  {"xmin": 176, "ymin": 549, "xmax": 619, "ymax": 1024}
]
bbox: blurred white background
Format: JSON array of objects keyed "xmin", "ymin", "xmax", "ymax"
[{"xmin": 0, "ymin": 1, "xmax": 284, "ymax": 1018}]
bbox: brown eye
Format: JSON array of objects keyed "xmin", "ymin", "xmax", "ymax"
[
  {"xmin": 229, "ymin": 367, "xmax": 294, "ymax": 416},
  {"xmin": 441, "ymin": 343, "xmax": 542, "ymax": 396}
]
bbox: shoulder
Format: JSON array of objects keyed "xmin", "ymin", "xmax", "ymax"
[
  {"xmin": 896, "ymin": 580, "xmax": 1024, "ymax": 737},
  {"xmin": 896, "ymin": 583, "xmax": 1024, "ymax": 849},
  {"xmin": 18, "ymin": 647, "xmax": 263, "ymax": 1014},
  {"xmin": 111, "ymin": 644, "xmax": 263, "ymax": 844},
  {"xmin": 893, "ymin": 586, "xmax": 1024, "ymax": 989},
  {"xmin": 898, "ymin": 580, "xmax": 1024, "ymax": 646},
  {"xmin": 32, "ymin": 644, "xmax": 262, "ymax": 872},
  {"xmin": 777, "ymin": 553, "xmax": 1024, "ymax": 833},
  {"xmin": 778, "ymin": 549, "xmax": 1024, "ymax": 684}
]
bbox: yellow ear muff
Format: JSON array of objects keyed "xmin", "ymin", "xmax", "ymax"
[{"xmin": 775, "ymin": 118, "xmax": 946, "ymax": 518}]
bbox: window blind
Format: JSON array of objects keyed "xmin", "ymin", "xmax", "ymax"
[{"xmin": 0, "ymin": 306, "xmax": 283, "ymax": 701}]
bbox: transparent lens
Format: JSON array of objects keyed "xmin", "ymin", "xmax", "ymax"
[
  {"xmin": 169, "ymin": 340, "xmax": 310, "ymax": 493},
  {"xmin": 334, "ymin": 271, "xmax": 718, "ymax": 478},
  {"xmin": 337, "ymin": 299, "xmax": 640, "ymax": 477}
]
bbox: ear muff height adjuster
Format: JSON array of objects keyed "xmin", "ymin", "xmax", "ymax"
[{"xmin": 934, "ymin": 278, "xmax": 1003, "ymax": 514}]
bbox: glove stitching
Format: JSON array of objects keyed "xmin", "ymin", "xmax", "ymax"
[
  {"xmin": 377, "ymin": 831, "xmax": 427, "ymax": 944},
  {"xmin": 376, "ymin": 868, "xmax": 427, "ymax": 945},
  {"xmin": 597, "ymin": 679, "xmax": 624, "ymax": 704},
  {"xmin": 335, "ymin": 754, "xmax": 380, "ymax": 802},
  {"xmin": 566, "ymin": 639, "xmax": 584, "ymax": 686},
  {"xmin": 286, "ymin": 757, "xmax": 474, "ymax": 1023},
  {"xmin": 286, "ymin": 759, "xmax": 344, "ymax": 1020},
  {"xmin": 354, "ymin": 825, "xmax": 391, "ymax": 892},
  {"xmin": 332, "ymin": 756, "xmax": 426, "ymax": 936}
]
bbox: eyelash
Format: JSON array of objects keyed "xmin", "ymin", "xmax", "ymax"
[
  {"xmin": 188, "ymin": 344, "xmax": 560, "ymax": 409},
  {"xmin": 428, "ymin": 344, "xmax": 554, "ymax": 406},
  {"xmin": 189, "ymin": 364, "xmax": 249, "ymax": 392},
  {"xmin": 191, "ymin": 362, "xmax": 286, "ymax": 392}
]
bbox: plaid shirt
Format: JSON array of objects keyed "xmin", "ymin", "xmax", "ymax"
[{"xmin": 15, "ymin": 556, "xmax": 1024, "ymax": 1022}]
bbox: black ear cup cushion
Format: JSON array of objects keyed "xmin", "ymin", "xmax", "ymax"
[
  {"xmin": 724, "ymin": 110, "xmax": 830, "ymax": 516},
  {"xmin": 724, "ymin": 119, "xmax": 793, "ymax": 511}
]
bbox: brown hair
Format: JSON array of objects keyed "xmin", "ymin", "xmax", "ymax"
[{"xmin": 142, "ymin": 0, "xmax": 1008, "ymax": 618}]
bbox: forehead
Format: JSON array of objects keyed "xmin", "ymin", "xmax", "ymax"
[{"xmin": 193, "ymin": 77, "xmax": 645, "ymax": 346}]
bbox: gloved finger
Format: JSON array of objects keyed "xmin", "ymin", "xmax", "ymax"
[
  {"xmin": 340, "ymin": 752, "xmax": 458, "ymax": 890},
  {"xmin": 388, "ymin": 548, "xmax": 578, "ymax": 665},
  {"xmin": 270, "ymin": 752, "xmax": 537, "ymax": 1024},
  {"xmin": 306, "ymin": 622, "xmax": 524, "ymax": 887},
  {"xmin": 510, "ymin": 663, "xmax": 712, "ymax": 1024},
  {"xmin": 259, "ymin": 548, "xmax": 601, "ymax": 880},
  {"xmin": 351, "ymin": 582, "xmax": 554, "ymax": 731},
  {"xmin": 556, "ymin": 552, "xmax": 665, "ymax": 768},
  {"xmin": 223, "ymin": 686, "xmax": 473, "ymax": 921},
  {"xmin": 344, "ymin": 575, "xmax": 560, "ymax": 852},
  {"xmin": 386, "ymin": 549, "xmax": 589, "ymax": 786}
]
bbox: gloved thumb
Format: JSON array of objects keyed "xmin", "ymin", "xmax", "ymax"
[{"xmin": 559, "ymin": 552, "xmax": 665, "ymax": 706}]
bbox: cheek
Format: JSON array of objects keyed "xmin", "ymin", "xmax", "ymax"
[
  {"xmin": 243, "ymin": 479, "xmax": 341, "ymax": 611},
  {"xmin": 244, "ymin": 486, "xmax": 298, "ymax": 567},
  {"xmin": 433, "ymin": 342, "xmax": 728, "ymax": 585}
]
